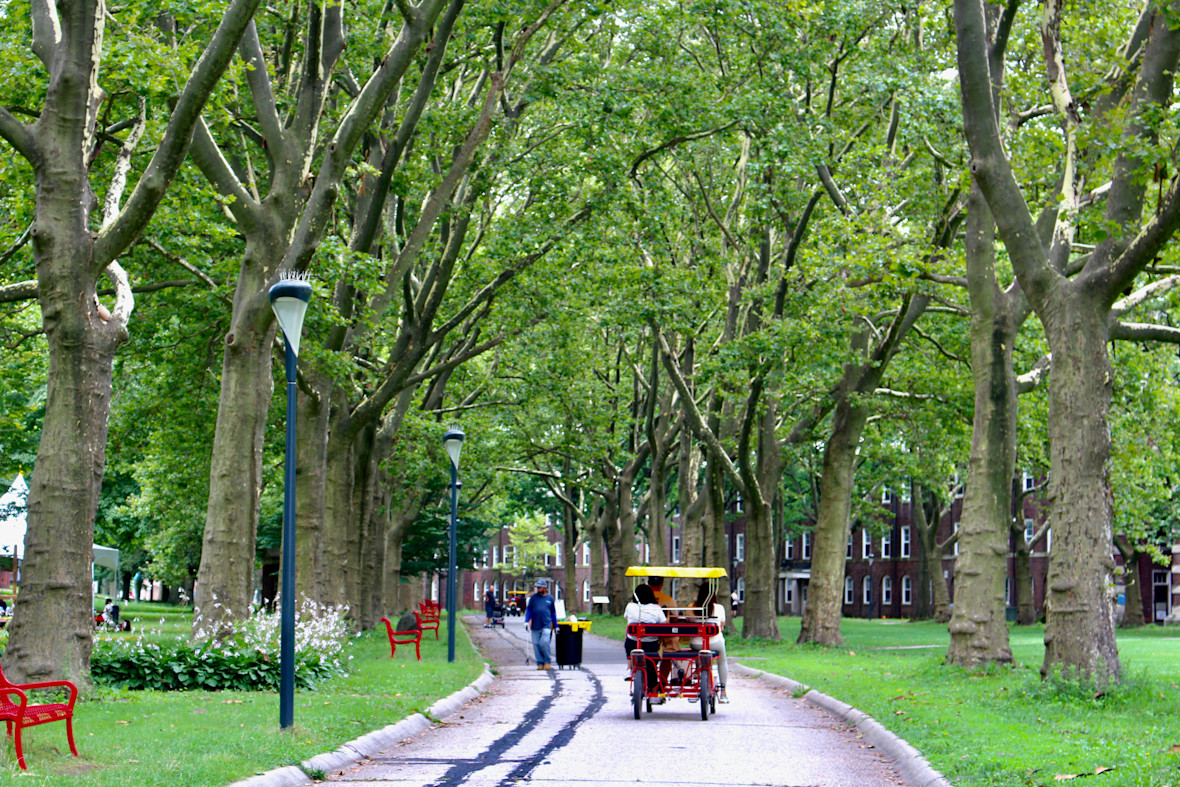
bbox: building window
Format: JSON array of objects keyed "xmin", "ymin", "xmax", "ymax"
[
  {"xmin": 736, "ymin": 577, "xmax": 746, "ymax": 602},
  {"xmin": 736, "ymin": 492, "xmax": 744, "ymax": 513},
  {"xmin": 555, "ymin": 544, "xmax": 562, "ymax": 566},
  {"xmin": 492, "ymin": 546, "xmax": 499, "ymax": 566},
  {"xmin": 844, "ymin": 576, "xmax": 854, "ymax": 604},
  {"xmin": 503, "ymin": 545, "xmax": 516, "ymax": 566},
  {"xmin": 882, "ymin": 575, "xmax": 893, "ymax": 605},
  {"xmin": 802, "ymin": 532, "xmax": 812, "ymax": 560},
  {"xmin": 953, "ymin": 522, "xmax": 960, "ymax": 555},
  {"xmin": 1005, "ymin": 576, "xmax": 1012, "ymax": 605},
  {"xmin": 846, "ymin": 534, "xmax": 853, "ymax": 560},
  {"xmin": 863, "ymin": 577, "xmax": 872, "ymax": 605},
  {"xmin": 582, "ymin": 579, "xmax": 590, "ymax": 603},
  {"xmin": 881, "ymin": 532, "xmax": 893, "ymax": 559},
  {"xmin": 1024, "ymin": 518, "xmax": 1035, "ymax": 543},
  {"xmin": 672, "ymin": 536, "xmax": 681, "ymax": 564},
  {"xmin": 736, "ymin": 533, "xmax": 745, "ymax": 562},
  {"xmin": 644, "ymin": 542, "xmax": 651, "ymax": 563},
  {"xmin": 1023, "ymin": 470, "xmax": 1036, "ymax": 492},
  {"xmin": 901, "ymin": 526, "xmax": 911, "ymax": 558},
  {"xmin": 902, "ymin": 575, "xmax": 912, "ymax": 605},
  {"xmin": 785, "ymin": 537, "xmax": 795, "ymax": 560},
  {"xmin": 784, "ymin": 581, "xmax": 794, "ymax": 604},
  {"xmin": 482, "ymin": 550, "xmax": 489, "ymax": 568},
  {"xmin": 882, "ymin": 487, "xmax": 893, "ymax": 505},
  {"xmin": 544, "ymin": 551, "xmax": 551, "ymax": 567},
  {"xmin": 473, "ymin": 580, "xmax": 479, "ymax": 602},
  {"xmin": 582, "ymin": 542, "xmax": 590, "ymax": 566},
  {"xmin": 1046, "ymin": 528, "xmax": 1051, "ymax": 553},
  {"xmin": 862, "ymin": 529, "xmax": 872, "ymax": 559}
]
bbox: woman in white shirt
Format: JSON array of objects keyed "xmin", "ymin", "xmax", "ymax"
[
  {"xmin": 688, "ymin": 583, "xmax": 729, "ymax": 703},
  {"xmin": 623, "ymin": 584, "xmax": 666, "ymax": 690}
]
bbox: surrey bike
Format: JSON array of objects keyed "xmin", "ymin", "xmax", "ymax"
[{"xmin": 624, "ymin": 566, "xmax": 724, "ymax": 721}]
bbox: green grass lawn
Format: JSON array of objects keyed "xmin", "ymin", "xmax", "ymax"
[
  {"xmin": 586, "ymin": 613, "xmax": 1180, "ymax": 787},
  {"xmin": 0, "ymin": 604, "xmax": 484, "ymax": 786}
]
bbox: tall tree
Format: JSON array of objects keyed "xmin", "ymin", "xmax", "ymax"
[
  {"xmin": 0, "ymin": 0, "xmax": 260, "ymax": 682},
  {"xmin": 954, "ymin": 0, "xmax": 1180, "ymax": 683}
]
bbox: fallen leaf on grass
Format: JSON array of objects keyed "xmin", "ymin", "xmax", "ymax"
[
  {"xmin": 224, "ymin": 699, "xmax": 242, "ymax": 704},
  {"xmin": 1169, "ymin": 744, "xmax": 1180, "ymax": 753},
  {"xmin": 1054, "ymin": 766, "xmax": 1116, "ymax": 781},
  {"xmin": 115, "ymin": 720, "xmax": 129, "ymax": 725}
]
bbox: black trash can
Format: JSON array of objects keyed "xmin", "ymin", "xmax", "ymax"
[{"xmin": 555, "ymin": 621, "xmax": 590, "ymax": 669}]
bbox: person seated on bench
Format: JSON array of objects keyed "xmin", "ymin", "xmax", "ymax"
[
  {"xmin": 687, "ymin": 583, "xmax": 729, "ymax": 703},
  {"xmin": 624, "ymin": 584, "xmax": 665, "ymax": 690}
]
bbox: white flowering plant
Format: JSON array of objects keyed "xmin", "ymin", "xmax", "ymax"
[{"xmin": 92, "ymin": 597, "xmax": 352, "ymax": 691}]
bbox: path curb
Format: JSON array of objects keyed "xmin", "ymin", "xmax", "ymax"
[
  {"xmin": 228, "ymin": 664, "xmax": 495, "ymax": 787},
  {"xmin": 730, "ymin": 662, "xmax": 952, "ymax": 787}
]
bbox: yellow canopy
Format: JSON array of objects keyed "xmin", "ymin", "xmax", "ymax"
[{"xmin": 625, "ymin": 566, "xmax": 727, "ymax": 578}]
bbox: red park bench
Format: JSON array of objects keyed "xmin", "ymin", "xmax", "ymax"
[
  {"xmin": 380, "ymin": 617, "xmax": 422, "ymax": 661},
  {"xmin": 0, "ymin": 665, "xmax": 79, "ymax": 769}
]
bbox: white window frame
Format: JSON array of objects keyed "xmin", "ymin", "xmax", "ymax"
[
  {"xmin": 555, "ymin": 544, "xmax": 562, "ymax": 567},
  {"xmin": 882, "ymin": 487, "xmax": 893, "ymax": 505},
  {"xmin": 902, "ymin": 575, "xmax": 912, "ymax": 605},
  {"xmin": 785, "ymin": 537, "xmax": 795, "ymax": 560},
  {"xmin": 846, "ymin": 534, "xmax": 853, "ymax": 560},
  {"xmin": 1023, "ymin": 470, "xmax": 1036, "ymax": 492},
  {"xmin": 844, "ymin": 576, "xmax": 854, "ymax": 604},
  {"xmin": 736, "ymin": 577, "xmax": 746, "ymax": 602},
  {"xmin": 863, "ymin": 576, "xmax": 872, "ymax": 605},
  {"xmin": 735, "ymin": 492, "xmax": 744, "ymax": 513},
  {"xmin": 882, "ymin": 575, "xmax": 893, "ymax": 605},
  {"xmin": 953, "ymin": 521, "xmax": 960, "ymax": 556},
  {"xmin": 736, "ymin": 533, "xmax": 745, "ymax": 562},
  {"xmin": 862, "ymin": 529, "xmax": 872, "ymax": 559},
  {"xmin": 582, "ymin": 542, "xmax": 591, "ymax": 566},
  {"xmin": 802, "ymin": 532, "xmax": 812, "ymax": 560},
  {"xmin": 672, "ymin": 535, "xmax": 681, "ymax": 564},
  {"xmin": 582, "ymin": 579, "xmax": 590, "ymax": 603},
  {"xmin": 881, "ymin": 532, "xmax": 893, "ymax": 559},
  {"xmin": 1005, "ymin": 576, "xmax": 1012, "ymax": 605},
  {"xmin": 493, "ymin": 546, "xmax": 500, "ymax": 566},
  {"xmin": 900, "ymin": 526, "xmax": 911, "ymax": 558},
  {"xmin": 644, "ymin": 542, "xmax": 651, "ymax": 563},
  {"xmin": 1024, "ymin": 518, "xmax": 1035, "ymax": 543}
]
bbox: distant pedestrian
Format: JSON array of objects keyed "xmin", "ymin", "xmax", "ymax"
[
  {"xmin": 484, "ymin": 588, "xmax": 497, "ymax": 628},
  {"xmin": 524, "ymin": 579, "xmax": 558, "ymax": 669}
]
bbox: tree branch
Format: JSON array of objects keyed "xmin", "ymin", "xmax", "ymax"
[{"xmin": 94, "ymin": 0, "xmax": 263, "ymax": 269}]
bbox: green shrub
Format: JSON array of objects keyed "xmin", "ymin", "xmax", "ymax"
[
  {"xmin": 91, "ymin": 638, "xmax": 343, "ymax": 690},
  {"xmin": 92, "ymin": 598, "xmax": 352, "ymax": 691}
]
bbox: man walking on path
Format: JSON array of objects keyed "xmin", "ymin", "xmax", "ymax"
[{"xmin": 524, "ymin": 579, "xmax": 558, "ymax": 669}]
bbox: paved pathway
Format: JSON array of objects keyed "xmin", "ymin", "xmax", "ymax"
[{"xmin": 327, "ymin": 617, "xmax": 910, "ymax": 786}]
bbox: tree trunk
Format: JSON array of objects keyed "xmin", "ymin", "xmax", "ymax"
[
  {"xmin": 295, "ymin": 380, "xmax": 331, "ymax": 602},
  {"xmin": 323, "ymin": 436, "xmax": 355, "ymax": 609},
  {"xmin": 742, "ymin": 405, "xmax": 781, "ymax": 639},
  {"xmin": 947, "ymin": 182, "xmax": 1015, "ymax": 668},
  {"xmin": 6, "ymin": 287, "xmax": 121, "ymax": 684},
  {"xmin": 193, "ymin": 286, "xmax": 277, "ymax": 636},
  {"xmin": 1040, "ymin": 295, "xmax": 1121, "ymax": 684},
  {"xmin": 1013, "ymin": 536, "xmax": 1037, "ymax": 625},
  {"xmin": 798, "ymin": 398, "xmax": 868, "ymax": 645}
]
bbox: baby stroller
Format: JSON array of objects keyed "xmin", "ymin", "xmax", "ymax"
[{"xmin": 491, "ymin": 604, "xmax": 506, "ymax": 628}]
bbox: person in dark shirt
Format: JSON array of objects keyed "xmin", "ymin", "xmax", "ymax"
[{"xmin": 524, "ymin": 579, "xmax": 558, "ymax": 669}]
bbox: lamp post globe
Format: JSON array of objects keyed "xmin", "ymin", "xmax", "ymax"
[
  {"xmin": 442, "ymin": 427, "xmax": 464, "ymax": 663},
  {"xmin": 269, "ymin": 276, "xmax": 312, "ymax": 730}
]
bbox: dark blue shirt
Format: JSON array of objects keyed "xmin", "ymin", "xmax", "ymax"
[{"xmin": 525, "ymin": 592, "xmax": 557, "ymax": 630}]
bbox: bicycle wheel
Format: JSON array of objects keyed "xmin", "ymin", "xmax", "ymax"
[
  {"xmin": 632, "ymin": 669, "xmax": 644, "ymax": 720},
  {"xmin": 699, "ymin": 672, "xmax": 711, "ymax": 721}
]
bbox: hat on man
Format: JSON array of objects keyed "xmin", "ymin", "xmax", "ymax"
[{"xmin": 534, "ymin": 578, "xmax": 548, "ymax": 588}]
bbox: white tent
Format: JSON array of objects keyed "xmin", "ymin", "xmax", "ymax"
[
  {"xmin": 0, "ymin": 473, "xmax": 28, "ymax": 559},
  {"xmin": 0, "ymin": 474, "xmax": 120, "ymax": 583}
]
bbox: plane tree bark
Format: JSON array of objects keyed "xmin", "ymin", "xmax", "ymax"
[
  {"xmin": 955, "ymin": 0, "xmax": 1180, "ymax": 684},
  {"xmin": 0, "ymin": 0, "xmax": 261, "ymax": 682},
  {"xmin": 190, "ymin": 0, "xmax": 451, "ymax": 636}
]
